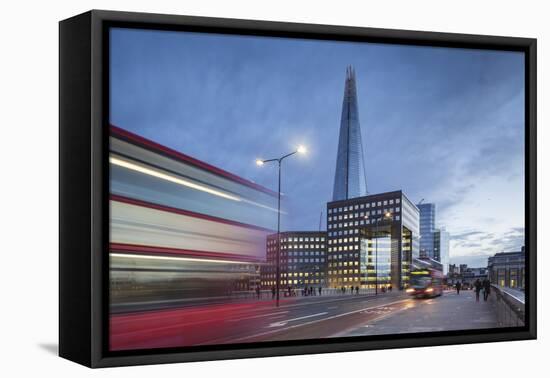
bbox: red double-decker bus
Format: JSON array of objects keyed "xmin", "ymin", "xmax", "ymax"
[{"xmin": 406, "ymin": 268, "xmax": 444, "ymax": 298}]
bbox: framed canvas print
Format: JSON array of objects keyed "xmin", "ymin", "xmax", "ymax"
[{"xmin": 59, "ymin": 10, "xmax": 537, "ymax": 368}]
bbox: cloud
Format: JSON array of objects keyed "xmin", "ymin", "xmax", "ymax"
[
  {"xmin": 451, "ymin": 231, "xmax": 485, "ymax": 241},
  {"xmin": 110, "ymin": 28, "xmax": 526, "ymax": 245}
]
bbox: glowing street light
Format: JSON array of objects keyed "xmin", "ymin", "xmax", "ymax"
[{"xmin": 255, "ymin": 145, "xmax": 307, "ymax": 307}]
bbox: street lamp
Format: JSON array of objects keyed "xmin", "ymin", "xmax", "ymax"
[
  {"xmin": 256, "ymin": 145, "xmax": 306, "ymax": 307},
  {"xmin": 365, "ymin": 211, "xmax": 393, "ymax": 295}
]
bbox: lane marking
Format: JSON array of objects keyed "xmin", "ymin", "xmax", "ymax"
[
  {"xmin": 226, "ymin": 311, "xmax": 289, "ymax": 322},
  {"xmin": 268, "ymin": 312, "xmax": 328, "ymax": 328},
  {"xmin": 230, "ymin": 299, "xmax": 409, "ymax": 342}
]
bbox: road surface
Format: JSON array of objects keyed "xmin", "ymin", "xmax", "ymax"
[{"xmin": 110, "ymin": 289, "xmax": 502, "ymax": 351}]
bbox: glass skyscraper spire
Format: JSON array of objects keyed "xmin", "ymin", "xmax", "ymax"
[{"xmin": 332, "ymin": 66, "xmax": 367, "ymax": 201}]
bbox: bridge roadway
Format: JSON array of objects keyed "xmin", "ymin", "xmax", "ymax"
[{"xmin": 110, "ymin": 289, "xmax": 500, "ymax": 351}]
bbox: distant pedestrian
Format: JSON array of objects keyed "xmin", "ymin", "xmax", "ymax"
[
  {"xmin": 256, "ymin": 286, "xmax": 261, "ymax": 299},
  {"xmin": 318, "ymin": 286, "xmax": 322, "ymax": 296},
  {"xmin": 355, "ymin": 286, "xmax": 359, "ymax": 295},
  {"xmin": 455, "ymin": 281, "xmax": 462, "ymax": 295},
  {"xmin": 474, "ymin": 279, "xmax": 482, "ymax": 301},
  {"xmin": 342, "ymin": 286, "xmax": 346, "ymax": 295},
  {"xmin": 482, "ymin": 278, "xmax": 491, "ymax": 301},
  {"xmin": 388, "ymin": 285, "xmax": 392, "ymax": 292},
  {"xmin": 271, "ymin": 285, "xmax": 276, "ymax": 299}
]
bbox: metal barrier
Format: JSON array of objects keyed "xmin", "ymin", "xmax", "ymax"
[{"xmin": 489, "ymin": 284, "xmax": 525, "ymax": 327}]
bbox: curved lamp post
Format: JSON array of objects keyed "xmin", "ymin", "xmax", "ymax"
[{"xmin": 256, "ymin": 145, "xmax": 307, "ymax": 307}]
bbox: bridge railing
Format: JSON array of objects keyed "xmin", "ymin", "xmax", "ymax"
[{"xmin": 489, "ymin": 284, "xmax": 525, "ymax": 327}]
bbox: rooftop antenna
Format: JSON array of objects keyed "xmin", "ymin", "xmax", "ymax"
[
  {"xmin": 418, "ymin": 198, "xmax": 425, "ymax": 205},
  {"xmin": 319, "ymin": 210, "xmax": 323, "ymax": 231}
]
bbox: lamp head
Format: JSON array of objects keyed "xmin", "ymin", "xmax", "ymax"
[
  {"xmin": 256, "ymin": 159, "xmax": 265, "ymax": 166},
  {"xmin": 297, "ymin": 145, "xmax": 307, "ymax": 155}
]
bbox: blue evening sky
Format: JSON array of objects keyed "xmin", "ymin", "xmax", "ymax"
[{"xmin": 110, "ymin": 28, "xmax": 525, "ymax": 267}]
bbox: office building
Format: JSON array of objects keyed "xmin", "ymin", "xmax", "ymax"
[
  {"xmin": 418, "ymin": 203, "xmax": 436, "ymax": 259},
  {"xmin": 434, "ymin": 227, "xmax": 450, "ymax": 275},
  {"xmin": 488, "ymin": 247, "xmax": 526, "ymax": 289},
  {"xmin": 326, "ymin": 190, "xmax": 419, "ymax": 290},
  {"xmin": 261, "ymin": 231, "xmax": 327, "ymax": 288}
]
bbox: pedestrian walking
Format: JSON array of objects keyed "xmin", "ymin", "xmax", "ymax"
[
  {"xmin": 355, "ymin": 286, "xmax": 359, "ymax": 295},
  {"xmin": 271, "ymin": 285, "xmax": 276, "ymax": 299},
  {"xmin": 482, "ymin": 278, "xmax": 491, "ymax": 301},
  {"xmin": 256, "ymin": 285, "xmax": 261, "ymax": 300},
  {"xmin": 455, "ymin": 281, "xmax": 462, "ymax": 295},
  {"xmin": 318, "ymin": 286, "xmax": 322, "ymax": 296},
  {"xmin": 474, "ymin": 279, "xmax": 482, "ymax": 301}
]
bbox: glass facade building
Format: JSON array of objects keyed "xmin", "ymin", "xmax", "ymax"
[
  {"xmin": 332, "ymin": 66, "xmax": 367, "ymax": 201},
  {"xmin": 434, "ymin": 227, "xmax": 450, "ymax": 275},
  {"xmin": 326, "ymin": 190, "xmax": 419, "ymax": 290},
  {"xmin": 418, "ymin": 203, "xmax": 436, "ymax": 259}
]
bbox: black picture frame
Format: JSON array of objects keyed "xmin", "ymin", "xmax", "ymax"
[{"xmin": 59, "ymin": 9, "xmax": 537, "ymax": 368}]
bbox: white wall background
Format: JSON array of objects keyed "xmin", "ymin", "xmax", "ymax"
[{"xmin": 0, "ymin": 0, "xmax": 547, "ymax": 376}]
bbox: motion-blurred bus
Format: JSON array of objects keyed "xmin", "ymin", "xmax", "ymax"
[
  {"xmin": 406, "ymin": 268, "xmax": 444, "ymax": 298},
  {"xmin": 109, "ymin": 125, "xmax": 278, "ymax": 313}
]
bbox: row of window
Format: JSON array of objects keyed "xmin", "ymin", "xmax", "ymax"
[
  {"xmin": 263, "ymin": 271, "xmax": 325, "ymax": 278},
  {"xmin": 328, "ymin": 253, "xmax": 360, "ymax": 260},
  {"xmin": 329, "ymin": 277, "xmax": 362, "ymax": 283},
  {"xmin": 329, "ymin": 269, "xmax": 361, "ymax": 275},
  {"xmin": 266, "ymin": 251, "xmax": 325, "ymax": 257},
  {"xmin": 264, "ymin": 264, "xmax": 325, "ymax": 271},
  {"xmin": 328, "ymin": 198, "xmax": 401, "ymax": 214},
  {"xmin": 329, "ymin": 245, "xmax": 360, "ymax": 252},
  {"xmin": 329, "ymin": 261, "xmax": 359, "ymax": 267},
  {"xmin": 329, "ymin": 237, "xmax": 359, "ymax": 244},
  {"xmin": 267, "ymin": 244, "xmax": 325, "ymax": 250},
  {"xmin": 268, "ymin": 236, "xmax": 325, "ymax": 244},
  {"xmin": 282, "ymin": 258, "xmax": 326, "ymax": 263},
  {"xmin": 262, "ymin": 279, "xmax": 325, "ymax": 286},
  {"xmin": 328, "ymin": 215, "xmax": 402, "ymax": 229},
  {"xmin": 328, "ymin": 207, "xmax": 400, "ymax": 222},
  {"xmin": 328, "ymin": 229, "xmax": 360, "ymax": 237}
]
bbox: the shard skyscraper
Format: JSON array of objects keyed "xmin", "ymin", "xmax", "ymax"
[{"xmin": 332, "ymin": 66, "xmax": 368, "ymax": 201}]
